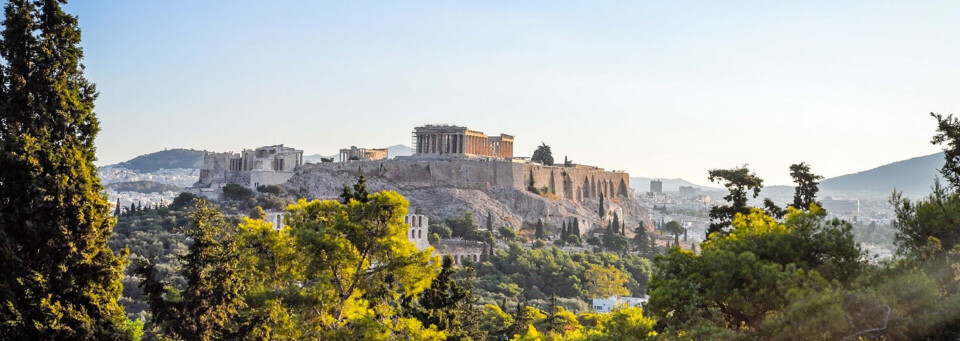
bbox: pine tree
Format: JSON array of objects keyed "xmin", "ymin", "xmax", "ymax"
[
  {"xmin": 0, "ymin": 1, "xmax": 134, "ymax": 338},
  {"xmin": 789, "ymin": 162, "xmax": 824, "ymax": 211}
]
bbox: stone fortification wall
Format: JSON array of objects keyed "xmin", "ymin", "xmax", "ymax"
[
  {"xmin": 296, "ymin": 160, "xmax": 629, "ymax": 201},
  {"xmin": 515, "ymin": 164, "xmax": 630, "ymax": 202},
  {"xmin": 287, "ymin": 159, "xmax": 643, "ymax": 234},
  {"xmin": 197, "ymin": 152, "xmax": 235, "ymax": 186}
]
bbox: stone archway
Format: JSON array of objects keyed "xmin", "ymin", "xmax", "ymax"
[
  {"xmin": 576, "ymin": 187, "xmax": 583, "ymax": 202},
  {"xmin": 617, "ymin": 178, "xmax": 628, "ymax": 197},
  {"xmin": 591, "ymin": 177, "xmax": 597, "ymax": 198},
  {"xmin": 583, "ymin": 178, "xmax": 591, "ymax": 198},
  {"xmin": 549, "ymin": 171, "xmax": 557, "ymax": 195},
  {"xmin": 563, "ymin": 173, "xmax": 574, "ymax": 200}
]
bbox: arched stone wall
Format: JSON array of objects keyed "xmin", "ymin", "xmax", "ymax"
[
  {"xmin": 549, "ymin": 171, "xmax": 557, "ymax": 194},
  {"xmin": 583, "ymin": 178, "xmax": 591, "ymax": 198},
  {"xmin": 618, "ymin": 178, "xmax": 628, "ymax": 197}
]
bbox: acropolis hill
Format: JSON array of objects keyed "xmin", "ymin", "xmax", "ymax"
[
  {"xmin": 285, "ymin": 159, "xmax": 644, "ymax": 232},
  {"xmin": 194, "ymin": 124, "xmax": 647, "ymax": 233}
]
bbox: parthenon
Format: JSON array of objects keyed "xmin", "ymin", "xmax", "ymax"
[{"xmin": 413, "ymin": 124, "xmax": 514, "ymax": 159}]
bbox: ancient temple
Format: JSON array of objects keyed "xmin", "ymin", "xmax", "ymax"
[{"xmin": 412, "ymin": 124, "xmax": 514, "ymax": 159}]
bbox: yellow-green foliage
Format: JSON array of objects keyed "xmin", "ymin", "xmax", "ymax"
[
  {"xmin": 274, "ymin": 191, "xmax": 440, "ymax": 339},
  {"xmin": 506, "ymin": 306, "xmax": 657, "ymax": 341},
  {"xmin": 139, "ymin": 191, "xmax": 442, "ymax": 340},
  {"xmin": 583, "ymin": 264, "xmax": 631, "ymax": 298}
]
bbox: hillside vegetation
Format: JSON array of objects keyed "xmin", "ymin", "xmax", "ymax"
[{"xmin": 114, "ymin": 148, "xmax": 206, "ymax": 172}]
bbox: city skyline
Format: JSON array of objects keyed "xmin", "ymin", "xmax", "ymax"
[{"xmin": 69, "ymin": 1, "xmax": 956, "ymax": 185}]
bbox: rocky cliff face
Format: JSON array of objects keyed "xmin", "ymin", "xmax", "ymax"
[{"xmin": 283, "ymin": 160, "xmax": 648, "ymax": 235}]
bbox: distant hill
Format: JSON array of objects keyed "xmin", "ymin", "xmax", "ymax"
[
  {"xmin": 113, "ymin": 148, "xmax": 206, "ymax": 172},
  {"xmin": 630, "ymin": 177, "xmax": 721, "ymax": 192},
  {"xmin": 820, "ymin": 152, "xmax": 944, "ymax": 196},
  {"xmin": 303, "ymin": 144, "xmax": 413, "ymax": 164}
]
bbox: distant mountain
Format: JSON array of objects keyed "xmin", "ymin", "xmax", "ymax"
[
  {"xmin": 820, "ymin": 152, "xmax": 944, "ymax": 196},
  {"xmin": 303, "ymin": 144, "xmax": 413, "ymax": 164},
  {"xmin": 111, "ymin": 148, "xmax": 206, "ymax": 172},
  {"xmin": 388, "ymin": 144, "xmax": 413, "ymax": 158},
  {"xmin": 630, "ymin": 177, "xmax": 721, "ymax": 192}
]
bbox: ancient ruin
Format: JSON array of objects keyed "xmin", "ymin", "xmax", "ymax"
[
  {"xmin": 339, "ymin": 146, "xmax": 388, "ymax": 161},
  {"xmin": 195, "ymin": 144, "xmax": 304, "ymax": 190},
  {"xmin": 404, "ymin": 213, "xmax": 483, "ymax": 265},
  {"xmin": 412, "ymin": 124, "xmax": 514, "ymax": 159},
  {"xmin": 404, "ymin": 213, "xmax": 430, "ymax": 251}
]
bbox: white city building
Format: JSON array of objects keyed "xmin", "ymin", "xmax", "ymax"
[{"xmin": 591, "ymin": 295, "xmax": 649, "ymax": 313}]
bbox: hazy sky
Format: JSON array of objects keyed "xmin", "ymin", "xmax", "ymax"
[{"xmin": 67, "ymin": 1, "xmax": 957, "ymax": 185}]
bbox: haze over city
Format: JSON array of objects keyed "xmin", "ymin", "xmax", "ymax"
[{"xmin": 72, "ymin": 0, "xmax": 957, "ymax": 184}]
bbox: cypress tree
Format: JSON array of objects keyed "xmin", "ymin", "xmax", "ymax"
[
  {"xmin": 401, "ymin": 256, "xmax": 470, "ymax": 338},
  {"xmin": 487, "ymin": 211, "xmax": 493, "ymax": 231},
  {"xmin": 611, "ymin": 213, "xmax": 620, "ymax": 234},
  {"xmin": 135, "ymin": 199, "xmax": 250, "ymax": 340},
  {"xmin": 114, "ymin": 199, "xmax": 122, "ymax": 217},
  {"xmin": 0, "ymin": 1, "xmax": 134, "ymax": 338},
  {"xmin": 634, "ymin": 223, "xmax": 649, "ymax": 256},
  {"xmin": 339, "ymin": 183, "xmax": 353, "ymax": 203},
  {"xmin": 353, "ymin": 169, "xmax": 369, "ymax": 203},
  {"xmin": 544, "ymin": 295, "xmax": 564, "ymax": 333},
  {"xmin": 535, "ymin": 219, "xmax": 546, "ymax": 240},
  {"xmin": 598, "ymin": 192, "xmax": 605, "ymax": 218}
]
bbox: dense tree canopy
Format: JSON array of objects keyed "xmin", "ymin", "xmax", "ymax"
[
  {"xmin": 531, "ymin": 143, "xmax": 554, "ymax": 166},
  {"xmin": 0, "ymin": 0, "xmax": 136, "ymax": 339},
  {"xmin": 648, "ymin": 207, "xmax": 863, "ymax": 336}
]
